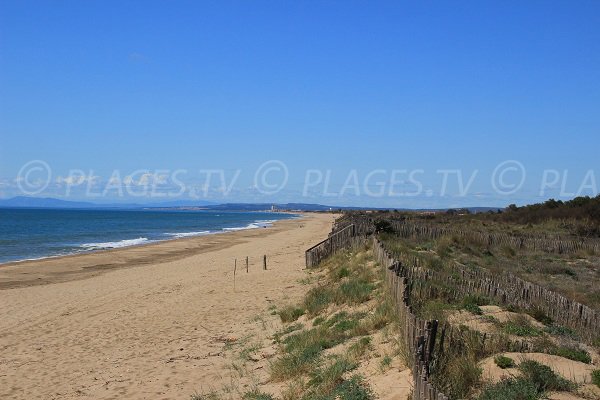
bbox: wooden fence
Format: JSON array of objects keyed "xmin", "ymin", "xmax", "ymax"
[
  {"xmin": 373, "ymin": 238, "xmax": 535, "ymax": 400},
  {"xmin": 387, "ymin": 245, "xmax": 600, "ymax": 344},
  {"xmin": 305, "ymin": 224, "xmax": 357, "ymax": 268},
  {"xmin": 333, "ymin": 214, "xmax": 600, "ymax": 255},
  {"xmin": 373, "ymin": 237, "xmax": 449, "ymax": 399},
  {"xmin": 305, "ymin": 217, "xmax": 600, "ymax": 399},
  {"xmin": 393, "ymin": 222, "xmax": 600, "ymax": 255}
]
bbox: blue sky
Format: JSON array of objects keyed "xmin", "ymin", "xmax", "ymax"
[{"xmin": 0, "ymin": 1, "xmax": 599, "ymax": 207}]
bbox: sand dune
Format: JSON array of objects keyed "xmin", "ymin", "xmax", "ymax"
[{"xmin": 0, "ymin": 213, "xmax": 336, "ymax": 399}]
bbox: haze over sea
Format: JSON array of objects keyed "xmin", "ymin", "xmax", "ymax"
[{"xmin": 0, "ymin": 208, "xmax": 297, "ymax": 264}]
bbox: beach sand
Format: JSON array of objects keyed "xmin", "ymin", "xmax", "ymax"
[{"xmin": 0, "ymin": 212, "xmax": 337, "ymax": 399}]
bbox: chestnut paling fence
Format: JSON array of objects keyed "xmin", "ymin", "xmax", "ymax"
[
  {"xmin": 305, "ymin": 224, "xmax": 358, "ymax": 267},
  {"xmin": 304, "ymin": 220, "xmax": 600, "ymax": 400},
  {"xmin": 333, "ymin": 214, "xmax": 600, "ymax": 255}
]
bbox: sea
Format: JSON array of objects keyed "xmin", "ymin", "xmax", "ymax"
[{"xmin": 0, "ymin": 208, "xmax": 298, "ymax": 264}]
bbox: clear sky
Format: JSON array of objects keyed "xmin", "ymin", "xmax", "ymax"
[{"xmin": 1, "ymin": 1, "xmax": 599, "ymax": 207}]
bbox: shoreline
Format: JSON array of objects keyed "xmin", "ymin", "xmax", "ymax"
[
  {"xmin": 0, "ymin": 211, "xmax": 337, "ymax": 400},
  {"xmin": 0, "ymin": 213, "xmax": 301, "ymax": 268},
  {"xmin": 0, "ymin": 214, "xmax": 311, "ymax": 290},
  {"xmin": 0, "ymin": 210, "xmax": 301, "ymax": 267}
]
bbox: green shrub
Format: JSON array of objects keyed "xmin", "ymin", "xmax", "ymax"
[
  {"xmin": 323, "ymin": 312, "xmax": 366, "ymax": 335},
  {"xmin": 282, "ymin": 328, "xmax": 341, "ymax": 354},
  {"xmin": 273, "ymin": 323, "xmax": 303, "ymax": 342},
  {"xmin": 322, "ymin": 311, "xmax": 349, "ymax": 328},
  {"xmin": 528, "ymin": 308, "xmax": 553, "ymax": 325},
  {"xmin": 463, "ymin": 302, "xmax": 483, "ymax": 315},
  {"xmin": 494, "ymin": 355, "xmax": 515, "ymax": 369},
  {"xmin": 380, "ymin": 355, "xmax": 392, "ymax": 370},
  {"xmin": 463, "ymin": 294, "xmax": 490, "ymax": 307},
  {"xmin": 477, "ymin": 378, "xmax": 539, "ymax": 400},
  {"xmin": 332, "ymin": 375, "xmax": 374, "ymax": 400},
  {"xmin": 460, "ymin": 294, "xmax": 491, "ymax": 315},
  {"xmin": 279, "ymin": 305, "xmax": 305, "ymax": 323},
  {"xmin": 518, "ymin": 359, "xmax": 576, "ymax": 392},
  {"xmin": 243, "ymin": 390, "xmax": 275, "ymax": 400},
  {"xmin": 374, "ymin": 219, "xmax": 394, "ymax": 234},
  {"xmin": 273, "ymin": 313, "xmax": 366, "ymax": 382},
  {"xmin": 307, "ymin": 356, "xmax": 358, "ymax": 394},
  {"xmin": 592, "ymin": 369, "xmax": 600, "ymax": 388},
  {"xmin": 303, "ymin": 286, "xmax": 335, "ymax": 316},
  {"xmin": 435, "ymin": 355, "xmax": 482, "ymax": 399},
  {"xmin": 479, "ymin": 360, "xmax": 576, "ymax": 400},
  {"xmin": 337, "ymin": 267, "xmax": 350, "ymax": 279},
  {"xmin": 544, "ymin": 324, "xmax": 579, "ymax": 340},
  {"xmin": 337, "ymin": 278, "xmax": 374, "ymax": 304},
  {"xmin": 548, "ymin": 346, "xmax": 591, "ymax": 364},
  {"xmin": 191, "ymin": 391, "xmax": 221, "ymax": 400},
  {"xmin": 502, "ymin": 316, "xmax": 543, "ymax": 337},
  {"xmin": 271, "ymin": 341, "xmax": 323, "ymax": 380},
  {"xmin": 273, "ymin": 326, "xmax": 342, "ymax": 380},
  {"xmin": 333, "ymin": 317, "xmax": 360, "ymax": 333}
]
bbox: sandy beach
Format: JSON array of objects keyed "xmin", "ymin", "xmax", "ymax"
[{"xmin": 0, "ymin": 213, "xmax": 337, "ymax": 399}]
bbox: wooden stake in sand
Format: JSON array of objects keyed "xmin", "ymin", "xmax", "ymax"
[
  {"xmin": 263, "ymin": 254, "xmax": 267, "ymax": 270},
  {"xmin": 246, "ymin": 256, "xmax": 249, "ymax": 273},
  {"xmin": 234, "ymin": 258, "xmax": 237, "ymax": 290}
]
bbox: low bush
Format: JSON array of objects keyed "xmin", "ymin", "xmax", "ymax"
[
  {"xmin": 548, "ymin": 345, "xmax": 591, "ymax": 364},
  {"xmin": 543, "ymin": 324, "xmax": 579, "ymax": 340},
  {"xmin": 337, "ymin": 267, "xmax": 350, "ymax": 279},
  {"xmin": 479, "ymin": 360, "xmax": 576, "ymax": 399},
  {"xmin": 527, "ymin": 308, "xmax": 553, "ymax": 325},
  {"xmin": 303, "ymin": 286, "xmax": 335, "ymax": 316},
  {"xmin": 242, "ymin": 390, "xmax": 275, "ymax": 400},
  {"xmin": 477, "ymin": 378, "xmax": 539, "ymax": 400},
  {"xmin": 494, "ymin": 355, "xmax": 515, "ymax": 369},
  {"xmin": 273, "ymin": 323, "xmax": 303, "ymax": 342},
  {"xmin": 279, "ymin": 305, "xmax": 305, "ymax": 323},
  {"xmin": 379, "ymin": 355, "xmax": 392, "ymax": 371},
  {"xmin": 330, "ymin": 375, "xmax": 374, "ymax": 400},
  {"xmin": 337, "ymin": 278, "xmax": 374, "ymax": 304},
  {"xmin": 306, "ymin": 356, "xmax": 358, "ymax": 395},
  {"xmin": 518, "ymin": 359, "xmax": 576, "ymax": 392},
  {"xmin": 502, "ymin": 316, "xmax": 543, "ymax": 337},
  {"xmin": 462, "ymin": 294, "xmax": 490, "ymax": 311},
  {"xmin": 592, "ymin": 369, "xmax": 600, "ymax": 388},
  {"xmin": 273, "ymin": 312, "xmax": 368, "ymax": 381},
  {"xmin": 434, "ymin": 355, "xmax": 482, "ymax": 399}
]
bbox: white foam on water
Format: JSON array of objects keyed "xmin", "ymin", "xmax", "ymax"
[
  {"xmin": 222, "ymin": 220, "xmax": 276, "ymax": 231},
  {"xmin": 80, "ymin": 237, "xmax": 150, "ymax": 250},
  {"xmin": 165, "ymin": 231, "xmax": 211, "ymax": 238},
  {"xmin": 222, "ymin": 224, "xmax": 258, "ymax": 231}
]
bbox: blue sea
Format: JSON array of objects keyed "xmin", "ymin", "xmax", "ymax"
[{"xmin": 0, "ymin": 208, "xmax": 298, "ymax": 264}]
